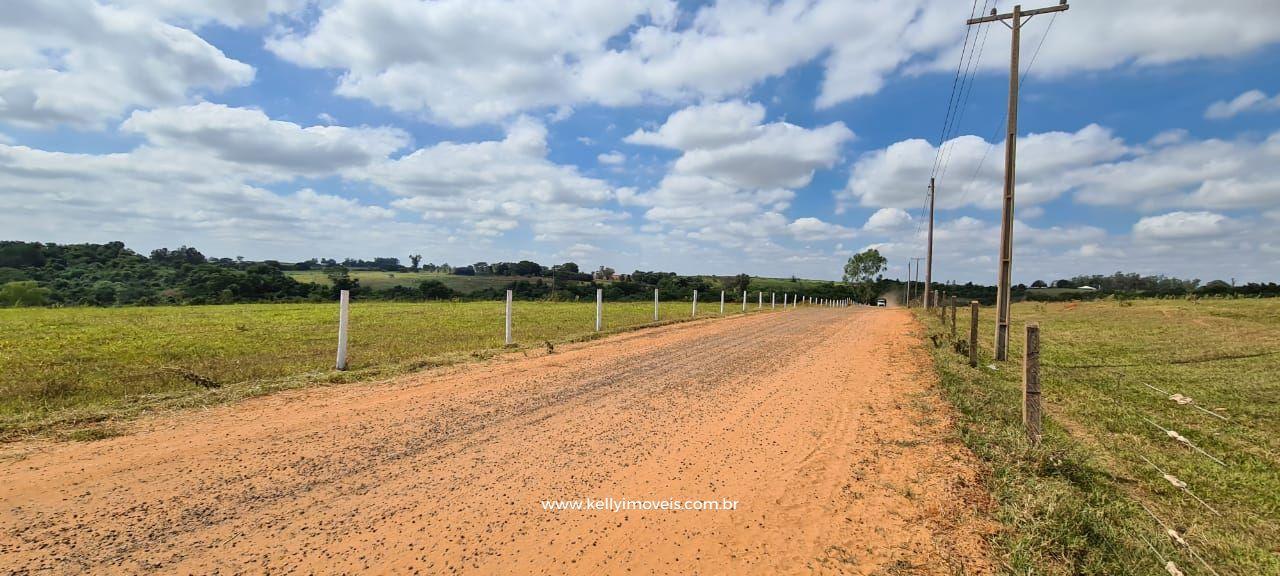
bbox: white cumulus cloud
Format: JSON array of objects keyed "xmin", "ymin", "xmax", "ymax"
[{"xmin": 0, "ymin": 0, "xmax": 254, "ymax": 130}]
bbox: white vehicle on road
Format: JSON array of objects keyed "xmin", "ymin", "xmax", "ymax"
[{"xmin": 876, "ymin": 298, "xmax": 887, "ymax": 307}]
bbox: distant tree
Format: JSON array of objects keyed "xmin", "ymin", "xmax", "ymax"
[
  {"xmin": 149, "ymin": 246, "xmax": 207, "ymax": 266},
  {"xmin": 843, "ymin": 249, "xmax": 887, "ymax": 284},
  {"xmin": 512, "ymin": 260, "xmax": 542, "ymax": 276},
  {"xmin": 418, "ymin": 280, "xmax": 457, "ymax": 300},
  {"xmin": 409, "ymin": 254, "xmax": 422, "ymax": 271},
  {"xmin": 454, "ymin": 265, "xmax": 476, "ymax": 276},
  {"xmin": 843, "ymin": 249, "xmax": 887, "ymax": 303},
  {"xmin": 0, "ymin": 242, "xmax": 47, "ymax": 268},
  {"xmin": 324, "ymin": 266, "xmax": 360, "ymax": 294},
  {"xmin": 730, "ymin": 274, "xmax": 751, "ymax": 294},
  {"xmin": 0, "ymin": 281, "xmax": 50, "ymax": 307},
  {"xmin": 1053, "ymin": 279, "xmax": 1075, "ymax": 289},
  {"xmin": 1031, "ymin": 280, "xmax": 1048, "ymax": 288}
]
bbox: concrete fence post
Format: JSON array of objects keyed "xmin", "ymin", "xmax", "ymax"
[
  {"xmin": 758, "ymin": 291, "xmax": 763, "ymax": 309},
  {"xmin": 335, "ymin": 289, "xmax": 349, "ymax": 370},
  {"xmin": 771, "ymin": 292, "xmax": 776, "ymax": 309},
  {"xmin": 969, "ymin": 301, "xmax": 979, "ymax": 368},
  {"xmin": 742, "ymin": 291, "xmax": 747, "ymax": 312},
  {"xmin": 505, "ymin": 289, "xmax": 513, "ymax": 346},
  {"xmin": 720, "ymin": 290, "xmax": 725, "ymax": 314},
  {"xmin": 654, "ymin": 288, "xmax": 659, "ymax": 322},
  {"xmin": 1024, "ymin": 323, "xmax": 1042, "ymax": 446},
  {"xmin": 692, "ymin": 289, "xmax": 698, "ymax": 317},
  {"xmin": 595, "ymin": 288, "xmax": 603, "ymax": 332}
]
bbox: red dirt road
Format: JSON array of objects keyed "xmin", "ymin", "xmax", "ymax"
[{"xmin": 1, "ymin": 308, "xmax": 993, "ymax": 575}]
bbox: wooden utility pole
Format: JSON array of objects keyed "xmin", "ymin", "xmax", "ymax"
[
  {"xmin": 924, "ymin": 178, "xmax": 936, "ymax": 309},
  {"xmin": 967, "ymin": 1, "xmax": 1069, "ymax": 361},
  {"xmin": 906, "ymin": 260, "xmax": 912, "ymax": 308}
]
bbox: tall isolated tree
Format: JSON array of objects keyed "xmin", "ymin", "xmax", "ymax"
[
  {"xmin": 409, "ymin": 254, "xmax": 422, "ymax": 271},
  {"xmin": 842, "ymin": 249, "xmax": 887, "ymax": 303}
]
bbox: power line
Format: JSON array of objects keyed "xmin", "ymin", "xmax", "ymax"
[
  {"xmin": 931, "ymin": 0, "xmax": 982, "ymax": 179},
  {"xmin": 937, "ymin": 0, "xmax": 994, "ymax": 186},
  {"xmin": 955, "ymin": 11, "xmax": 1058, "ymax": 209}
]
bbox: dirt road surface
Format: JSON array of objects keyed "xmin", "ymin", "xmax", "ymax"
[{"xmin": 1, "ymin": 308, "xmax": 994, "ymax": 575}]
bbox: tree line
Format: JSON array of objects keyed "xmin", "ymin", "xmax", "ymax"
[{"xmin": 0, "ymin": 241, "xmax": 866, "ymax": 307}]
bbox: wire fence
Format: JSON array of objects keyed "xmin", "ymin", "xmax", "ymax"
[{"xmin": 920, "ymin": 296, "xmax": 1278, "ymax": 574}]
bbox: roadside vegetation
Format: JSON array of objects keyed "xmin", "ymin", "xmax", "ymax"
[
  {"xmin": 0, "ymin": 299, "xmax": 774, "ymax": 440},
  {"xmin": 0, "ymin": 240, "xmax": 865, "ymax": 307},
  {"xmin": 919, "ymin": 298, "xmax": 1279, "ymax": 574}
]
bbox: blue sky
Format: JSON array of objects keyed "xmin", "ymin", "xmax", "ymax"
[{"xmin": 3, "ymin": 0, "xmax": 1280, "ymax": 284}]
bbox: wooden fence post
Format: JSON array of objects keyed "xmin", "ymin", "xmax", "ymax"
[
  {"xmin": 335, "ymin": 289, "xmax": 349, "ymax": 370},
  {"xmin": 505, "ymin": 289, "xmax": 513, "ymax": 345},
  {"xmin": 1024, "ymin": 323, "xmax": 1042, "ymax": 446},
  {"xmin": 950, "ymin": 296, "xmax": 957, "ymax": 340},
  {"xmin": 692, "ymin": 289, "xmax": 698, "ymax": 317},
  {"xmin": 595, "ymin": 288, "xmax": 603, "ymax": 332},
  {"xmin": 969, "ymin": 301, "xmax": 979, "ymax": 368}
]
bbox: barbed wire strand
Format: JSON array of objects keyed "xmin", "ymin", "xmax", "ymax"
[
  {"xmin": 1138, "ymin": 500, "xmax": 1224, "ymax": 576},
  {"xmin": 1138, "ymin": 454, "xmax": 1222, "ymax": 517}
]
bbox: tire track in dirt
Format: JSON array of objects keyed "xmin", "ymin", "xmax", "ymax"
[{"xmin": 1, "ymin": 308, "xmax": 994, "ymax": 575}]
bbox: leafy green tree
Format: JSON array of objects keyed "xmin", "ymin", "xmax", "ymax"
[
  {"xmin": 842, "ymin": 249, "xmax": 887, "ymax": 303},
  {"xmin": 409, "ymin": 254, "xmax": 422, "ymax": 271},
  {"xmin": 418, "ymin": 280, "xmax": 457, "ymax": 300},
  {"xmin": 843, "ymin": 249, "xmax": 887, "ymax": 283},
  {"xmin": 0, "ymin": 281, "xmax": 50, "ymax": 307}
]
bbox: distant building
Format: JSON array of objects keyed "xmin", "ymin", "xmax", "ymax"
[
  {"xmin": 1079, "ymin": 285, "xmax": 1098, "ymax": 291},
  {"xmin": 592, "ymin": 266, "xmax": 616, "ymax": 281}
]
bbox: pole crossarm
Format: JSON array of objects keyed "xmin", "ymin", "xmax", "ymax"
[{"xmin": 966, "ymin": 2, "xmax": 1068, "ymax": 25}]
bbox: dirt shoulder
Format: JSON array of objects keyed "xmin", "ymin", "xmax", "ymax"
[{"xmin": 0, "ymin": 307, "xmax": 993, "ymax": 574}]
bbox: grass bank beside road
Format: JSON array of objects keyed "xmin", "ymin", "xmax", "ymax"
[
  {"xmin": 0, "ymin": 299, "xmax": 763, "ymax": 441},
  {"xmin": 919, "ymin": 299, "xmax": 1279, "ymax": 574}
]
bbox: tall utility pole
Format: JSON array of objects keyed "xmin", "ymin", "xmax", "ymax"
[
  {"xmin": 908, "ymin": 257, "xmax": 925, "ymax": 308},
  {"xmin": 967, "ymin": 1, "xmax": 1068, "ymax": 360},
  {"xmin": 906, "ymin": 260, "xmax": 912, "ymax": 308},
  {"xmin": 924, "ymin": 177, "xmax": 936, "ymax": 309}
]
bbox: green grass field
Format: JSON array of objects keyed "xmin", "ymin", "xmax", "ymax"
[
  {"xmin": 285, "ymin": 269, "xmax": 543, "ymax": 292},
  {"xmin": 1025, "ymin": 287, "xmax": 1094, "ymax": 296},
  {"xmin": 920, "ymin": 299, "xmax": 1279, "ymax": 574},
  {"xmin": 0, "ymin": 298, "xmax": 764, "ymax": 439},
  {"xmin": 744, "ymin": 276, "xmax": 842, "ymax": 294}
]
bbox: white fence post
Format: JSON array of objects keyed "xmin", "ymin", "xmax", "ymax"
[
  {"xmin": 771, "ymin": 292, "xmax": 775, "ymax": 309},
  {"xmin": 504, "ymin": 289, "xmax": 513, "ymax": 345},
  {"xmin": 595, "ymin": 288, "xmax": 603, "ymax": 332},
  {"xmin": 691, "ymin": 289, "xmax": 698, "ymax": 317},
  {"xmin": 335, "ymin": 289, "xmax": 349, "ymax": 370},
  {"xmin": 758, "ymin": 291, "xmax": 763, "ymax": 309},
  {"xmin": 742, "ymin": 291, "xmax": 747, "ymax": 312},
  {"xmin": 720, "ymin": 290, "xmax": 725, "ymax": 314},
  {"xmin": 653, "ymin": 288, "xmax": 659, "ymax": 322}
]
